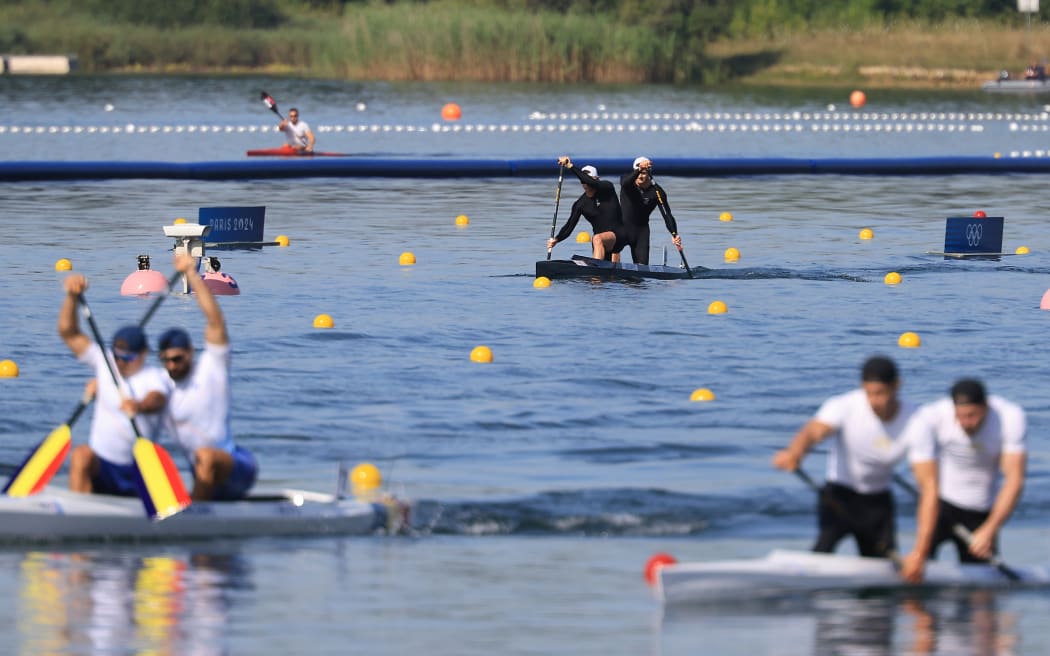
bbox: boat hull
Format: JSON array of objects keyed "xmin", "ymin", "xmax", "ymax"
[
  {"xmin": 981, "ymin": 79, "xmax": 1050, "ymax": 94},
  {"xmin": 0, "ymin": 487, "xmax": 407, "ymax": 542},
  {"xmin": 246, "ymin": 146, "xmax": 349, "ymax": 157},
  {"xmin": 657, "ymin": 550, "xmax": 1050, "ymax": 605},
  {"xmin": 536, "ymin": 254, "xmax": 694, "ymax": 280}
]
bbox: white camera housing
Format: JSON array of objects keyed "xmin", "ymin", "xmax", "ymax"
[{"xmin": 162, "ymin": 223, "xmax": 211, "ymax": 238}]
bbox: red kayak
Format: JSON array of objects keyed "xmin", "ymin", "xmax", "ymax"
[{"xmin": 246, "ymin": 146, "xmax": 350, "ymax": 157}]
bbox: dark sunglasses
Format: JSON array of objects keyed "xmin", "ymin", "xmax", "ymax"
[
  {"xmin": 160, "ymin": 353, "xmax": 187, "ymax": 365},
  {"xmin": 113, "ymin": 350, "xmax": 139, "ymax": 363}
]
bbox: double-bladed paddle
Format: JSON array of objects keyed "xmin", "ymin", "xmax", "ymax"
[
  {"xmin": 892, "ymin": 473, "xmax": 1021, "ymax": 581},
  {"xmin": 79, "ymin": 294, "xmax": 190, "ymax": 521},
  {"xmin": 3, "ymin": 271, "xmax": 181, "ymax": 498},
  {"xmin": 546, "ymin": 165, "xmax": 565, "ymax": 261},
  {"xmin": 260, "ymin": 90, "xmax": 284, "ymax": 120},
  {"xmin": 653, "ymin": 187, "xmax": 692, "ymax": 278}
]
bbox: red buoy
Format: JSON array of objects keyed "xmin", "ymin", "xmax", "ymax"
[
  {"xmin": 973, "ymin": 210, "xmax": 987, "ymax": 218},
  {"xmin": 644, "ymin": 552, "xmax": 677, "ymax": 585}
]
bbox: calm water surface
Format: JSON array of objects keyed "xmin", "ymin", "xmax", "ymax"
[{"xmin": 0, "ymin": 76, "xmax": 1049, "ymax": 655}]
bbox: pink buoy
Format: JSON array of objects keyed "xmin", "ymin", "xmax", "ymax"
[
  {"xmin": 1041, "ymin": 289, "xmax": 1050, "ymax": 310},
  {"xmin": 120, "ymin": 269, "xmax": 168, "ymax": 296},
  {"xmin": 202, "ymin": 271, "xmax": 240, "ymax": 295}
]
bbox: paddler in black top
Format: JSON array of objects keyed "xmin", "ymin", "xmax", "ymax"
[
  {"xmin": 547, "ymin": 156, "xmax": 626, "ymax": 261},
  {"xmin": 620, "ymin": 156, "xmax": 683, "ymax": 265}
]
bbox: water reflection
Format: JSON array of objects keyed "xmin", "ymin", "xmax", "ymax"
[
  {"xmin": 658, "ymin": 589, "xmax": 1022, "ymax": 656},
  {"xmin": 17, "ymin": 548, "xmax": 250, "ymax": 656}
]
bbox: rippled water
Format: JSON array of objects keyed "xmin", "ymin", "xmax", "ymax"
[{"xmin": 1, "ymin": 76, "xmax": 1049, "ymax": 654}]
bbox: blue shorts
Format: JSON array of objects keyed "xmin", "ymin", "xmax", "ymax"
[
  {"xmin": 93, "ymin": 457, "xmax": 141, "ymax": 497},
  {"xmin": 212, "ymin": 446, "xmax": 258, "ymax": 501}
]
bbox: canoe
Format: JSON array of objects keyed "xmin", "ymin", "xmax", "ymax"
[
  {"xmin": 536, "ymin": 254, "xmax": 695, "ymax": 280},
  {"xmin": 657, "ymin": 549, "xmax": 1050, "ymax": 605},
  {"xmin": 0, "ymin": 485, "xmax": 409, "ymax": 542},
  {"xmin": 980, "ymin": 79, "xmax": 1050, "ymax": 94},
  {"xmin": 246, "ymin": 146, "xmax": 350, "ymax": 157}
]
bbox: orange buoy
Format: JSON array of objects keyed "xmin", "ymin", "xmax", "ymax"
[
  {"xmin": 441, "ymin": 103, "xmax": 462, "ymax": 121},
  {"xmin": 849, "ymin": 90, "xmax": 866, "ymax": 109},
  {"xmin": 644, "ymin": 552, "xmax": 677, "ymax": 585}
]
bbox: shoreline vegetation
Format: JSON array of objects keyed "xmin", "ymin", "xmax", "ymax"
[{"xmin": 1, "ymin": 1, "xmax": 1049, "ymax": 89}]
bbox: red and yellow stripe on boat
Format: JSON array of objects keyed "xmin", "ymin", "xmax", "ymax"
[{"xmin": 133, "ymin": 439, "xmax": 191, "ymax": 520}]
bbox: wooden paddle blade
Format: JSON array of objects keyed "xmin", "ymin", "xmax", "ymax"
[
  {"xmin": 133, "ymin": 438, "xmax": 191, "ymax": 520},
  {"xmin": 3, "ymin": 425, "xmax": 72, "ymax": 496}
]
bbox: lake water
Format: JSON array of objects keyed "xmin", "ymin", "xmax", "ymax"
[{"xmin": 0, "ymin": 75, "xmax": 1049, "ymax": 655}]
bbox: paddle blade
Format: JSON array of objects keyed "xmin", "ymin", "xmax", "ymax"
[
  {"xmin": 259, "ymin": 91, "xmax": 280, "ymax": 115},
  {"xmin": 3, "ymin": 425, "xmax": 72, "ymax": 496},
  {"xmin": 133, "ymin": 439, "xmax": 191, "ymax": 520}
]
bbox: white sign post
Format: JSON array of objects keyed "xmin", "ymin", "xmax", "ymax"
[{"xmin": 1018, "ymin": 1, "xmax": 1040, "ymax": 56}]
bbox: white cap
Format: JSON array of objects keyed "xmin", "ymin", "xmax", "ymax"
[
  {"xmin": 581, "ymin": 165, "xmax": 598, "ymax": 178},
  {"xmin": 633, "ymin": 156, "xmax": 649, "ymax": 170}
]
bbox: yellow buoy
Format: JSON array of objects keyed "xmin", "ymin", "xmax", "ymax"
[
  {"xmin": 724, "ymin": 247, "xmax": 740, "ymax": 263},
  {"xmin": 455, "ymin": 214, "xmax": 469, "ymax": 226},
  {"xmin": 994, "ymin": 152, "xmax": 1002, "ymax": 159},
  {"xmin": 884, "ymin": 272, "xmax": 902, "ymax": 285},
  {"xmin": 173, "ymin": 217, "xmax": 187, "ymax": 224},
  {"xmin": 690, "ymin": 388, "xmax": 715, "ymax": 402},
  {"xmin": 575, "ymin": 231, "xmax": 591, "ymax": 243},
  {"xmin": 399, "ymin": 252, "xmax": 416, "ymax": 266},
  {"xmin": 1016, "ymin": 246, "xmax": 1030, "ymax": 255},
  {"xmin": 313, "ymin": 314, "xmax": 334, "ymax": 329},
  {"xmin": 350, "ymin": 462, "xmax": 382, "ymax": 492},
  {"xmin": 898, "ymin": 331, "xmax": 921, "ymax": 348},
  {"xmin": 0, "ymin": 359, "xmax": 19, "ymax": 378},
  {"xmin": 719, "ymin": 212, "xmax": 733, "ymax": 222},
  {"xmin": 54, "ymin": 258, "xmax": 72, "ymax": 271},
  {"xmin": 275, "ymin": 235, "xmax": 290, "ymax": 247},
  {"xmin": 707, "ymin": 300, "xmax": 728, "ymax": 315},
  {"xmin": 470, "ymin": 345, "xmax": 493, "ymax": 363},
  {"xmin": 859, "ymin": 228, "xmax": 874, "ymax": 240},
  {"xmin": 533, "ymin": 276, "xmax": 551, "ymax": 288}
]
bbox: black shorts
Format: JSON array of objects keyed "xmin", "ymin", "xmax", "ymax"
[
  {"xmin": 928, "ymin": 499, "xmax": 995, "ymax": 564},
  {"xmin": 813, "ymin": 483, "xmax": 896, "ymax": 558}
]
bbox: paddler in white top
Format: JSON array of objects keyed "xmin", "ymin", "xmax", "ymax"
[
  {"xmin": 58, "ymin": 274, "xmax": 169, "ymax": 496},
  {"xmin": 278, "ymin": 107, "xmax": 315, "ymax": 153},
  {"xmin": 157, "ymin": 254, "xmax": 258, "ymax": 501},
  {"xmin": 901, "ymin": 378, "xmax": 1026, "ymax": 564},
  {"xmin": 773, "ymin": 355, "xmax": 938, "ymax": 583}
]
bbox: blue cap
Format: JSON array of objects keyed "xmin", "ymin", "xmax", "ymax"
[
  {"xmin": 112, "ymin": 325, "xmax": 148, "ymax": 353},
  {"xmin": 158, "ymin": 328, "xmax": 192, "ymax": 351}
]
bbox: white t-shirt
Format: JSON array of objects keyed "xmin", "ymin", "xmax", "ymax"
[
  {"xmin": 78, "ymin": 344, "xmax": 169, "ymax": 465},
  {"xmin": 903, "ymin": 395, "xmax": 1026, "ymax": 511},
  {"xmin": 165, "ymin": 341, "xmax": 234, "ymax": 455},
  {"xmin": 282, "ymin": 120, "xmax": 311, "ymax": 148},
  {"xmin": 815, "ymin": 388, "xmax": 922, "ymax": 493}
]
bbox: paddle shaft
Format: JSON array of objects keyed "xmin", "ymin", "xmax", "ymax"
[
  {"xmin": 546, "ymin": 165, "xmax": 565, "ymax": 261},
  {"xmin": 653, "ymin": 187, "xmax": 692, "ymax": 278},
  {"xmin": 892, "ymin": 473, "xmax": 1021, "ymax": 581},
  {"xmin": 793, "ymin": 468, "xmax": 901, "ymax": 563},
  {"xmin": 78, "ymin": 296, "xmax": 149, "ymax": 439}
]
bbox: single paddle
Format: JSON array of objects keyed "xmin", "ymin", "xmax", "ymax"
[
  {"xmin": 260, "ymin": 90, "xmax": 284, "ymax": 120},
  {"xmin": 79, "ymin": 294, "xmax": 191, "ymax": 521},
  {"xmin": 546, "ymin": 165, "xmax": 565, "ymax": 261},
  {"xmin": 653, "ymin": 188, "xmax": 692, "ymax": 278},
  {"xmin": 892, "ymin": 473, "xmax": 1021, "ymax": 581},
  {"xmin": 793, "ymin": 468, "xmax": 901, "ymax": 564},
  {"xmin": 3, "ymin": 271, "xmax": 181, "ymax": 497}
]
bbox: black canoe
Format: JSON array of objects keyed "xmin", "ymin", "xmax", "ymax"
[{"xmin": 536, "ymin": 254, "xmax": 695, "ymax": 280}]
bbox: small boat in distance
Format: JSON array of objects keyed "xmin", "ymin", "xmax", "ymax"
[
  {"xmin": 536, "ymin": 254, "xmax": 696, "ymax": 281},
  {"xmin": 981, "ymin": 68, "xmax": 1050, "ymax": 94}
]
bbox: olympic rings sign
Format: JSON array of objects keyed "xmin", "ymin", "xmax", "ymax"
[{"xmin": 966, "ymin": 223, "xmax": 984, "ymax": 247}]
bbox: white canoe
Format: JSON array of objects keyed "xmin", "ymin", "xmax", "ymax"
[
  {"xmin": 0, "ymin": 486, "xmax": 409, "ymax": 542},
  {"xmin": 657, "ymin": 549, "xmax": 1050, "ymax": 605}
]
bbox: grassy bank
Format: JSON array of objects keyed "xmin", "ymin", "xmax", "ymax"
[{"xmin": 2, "ymin": 2, "xmax": 1049, "ymax": 87}]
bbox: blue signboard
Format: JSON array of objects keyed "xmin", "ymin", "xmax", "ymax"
[
  {"xmin": 943, "ymin": 216, "xmax": 1003, "ymax": 254},
  {"xmin": 198, "ymin": 206, "xmax": 265, "ymax": 244}
]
